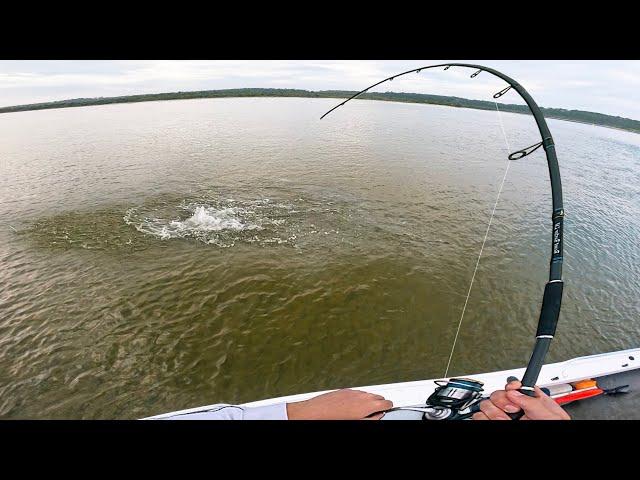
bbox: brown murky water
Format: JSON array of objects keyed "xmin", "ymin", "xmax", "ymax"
[{"xmin": 1, "ymin": 97, "xmax": 639, "ymax": 418}]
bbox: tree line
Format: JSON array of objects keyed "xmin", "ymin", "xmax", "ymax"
[{"xmin": 1, "ymin": 88, "xmax": 638, "ymax": 134}]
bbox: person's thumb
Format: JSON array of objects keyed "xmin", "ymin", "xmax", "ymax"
[{"xmin": 505, "ymin": 390, "xmax": 549, "ymax": 419}]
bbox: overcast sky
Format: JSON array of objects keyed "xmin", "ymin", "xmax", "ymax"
[{"xmin": 1, "ymin": 60, "xmax": 638, "ymax": 119}]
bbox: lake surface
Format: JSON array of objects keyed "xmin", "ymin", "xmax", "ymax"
[{"xmin": 1, "ymin": 97, "xmax": 639, "ymax": 419}]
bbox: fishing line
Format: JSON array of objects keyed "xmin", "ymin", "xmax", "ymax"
[
  {"xmin": 443, "ymin": 100, "xmax": 513, "ymax": 378},
  {"xmin": 319, "ymin": 64, "xmax": 564, "ymax": 409}
]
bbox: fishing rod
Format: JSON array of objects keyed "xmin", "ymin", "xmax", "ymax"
[{"xmin": 320, "ymin": 63, "xmax": 564, "ymax": 420}]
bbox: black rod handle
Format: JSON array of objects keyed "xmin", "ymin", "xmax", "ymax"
[{"xmin": 507, "ymin": 388, "xmax": 536, "ymax": 420}]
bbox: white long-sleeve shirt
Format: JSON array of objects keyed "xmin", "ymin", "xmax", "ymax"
[{"xmin": 146, "ymin": 402, "xmax": 289, "ymax": 420}]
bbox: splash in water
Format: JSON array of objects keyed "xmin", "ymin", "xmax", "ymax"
[
  {"xmin": 166, "ymin": 205, "xmax": 259, "ymax": 237},
  {"xmin": 124, "ymin": 198, "xmax": 302, "ymax": 247}
]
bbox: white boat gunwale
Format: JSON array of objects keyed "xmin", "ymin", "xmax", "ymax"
[{"xmin": 145, "ymin": 347, "xmax": 640, "ymax": 419}]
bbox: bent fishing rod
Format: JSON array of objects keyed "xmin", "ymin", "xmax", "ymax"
[{"xmin": 320, "ymin": 64, "xmax": 564, "ymax": 420}]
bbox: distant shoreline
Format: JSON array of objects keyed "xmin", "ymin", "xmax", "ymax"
[{"xmin": 1, "ymin": 88, "xmax": 638, "ymax": 135}]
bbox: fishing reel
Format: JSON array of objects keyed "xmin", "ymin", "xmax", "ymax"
[{"xmin": 382, "ymin": 378, "xmax": 485, "ymax": 420}]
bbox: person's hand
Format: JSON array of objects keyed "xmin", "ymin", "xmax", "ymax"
[
  {"xmin": 472, "ymin": 380, "xmax": 570, "ymax": 420},
  {"xmin": 286, "ymin": 389, "xmax": 393, "ymax": 420}
]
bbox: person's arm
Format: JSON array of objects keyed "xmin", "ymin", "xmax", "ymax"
[
  {"xmin": 472, "ymin": 380, "xmax": 570, "ymax": 420},
  {"xmin": 286, "ymin": 389, "xmax": 392, "ymax": 420},
  {"xmin": 156, "ymin": 389, "xmax": 393, "ymax": 420},
  {"xmin": 157, "ymin": 403, "xmax": 288, "ymax": 420}
]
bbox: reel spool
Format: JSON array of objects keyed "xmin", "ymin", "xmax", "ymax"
[
  {"xmin": 427, "ymin": 378, "xmax": 485, "ymax": 412},
  {"xmin": 381, "ymin": 377, "xmax": 485, "ymax": 420}
]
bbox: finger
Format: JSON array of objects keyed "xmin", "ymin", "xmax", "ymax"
[
  {"xmin": 534, "ymin": 385, "xmax": 556, "ymax": 403},
  {"xmin": 361, "ymin": 399, "xmax": 393, "ymax": 417},
  {"xmin": 505, "ymin": 380, "xmax": 522, "ymax": 391},
  {"xmin": 533, "ymin": 385, "xmax": 547, "ymax": 397},
  {"xmin": 367, "ymin": 393, "xmax": 386, "ymax": 401},
  {"xmin": 472, "ymin": 412, "xmax": 490, "ymax": 420},
  {"xmin": 363, "ymin": 413, "xmax": 384, "ymax": 420},
  {"xmin": 479, "ymin": 399, "xmax": 512, "ymax": 420},
  {"xmin": 534, "ymin": 386, "xmax": 571, "ymax": 419},
  {"xmin": 353, "ymin": 390, "xmax": 386, "ymax": 402},
  {"xmin": 534, "ymin": 386, "xmax": 557, "ymax": 406},
  {"xmin": 371, "ymin": 399, "xmax": 393, "ymax": 412},
  {"xmin": 506, "ymin": 389, "xmax": 554, "ymax": 419},
  {"xmin": 489, "ymin": 390, "xmax": 522, "ymax": 414}
]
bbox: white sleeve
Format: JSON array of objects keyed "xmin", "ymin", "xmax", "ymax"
[{"xmin": 152, "ymin": 403, "xmax": 289, "ymax": 420}]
